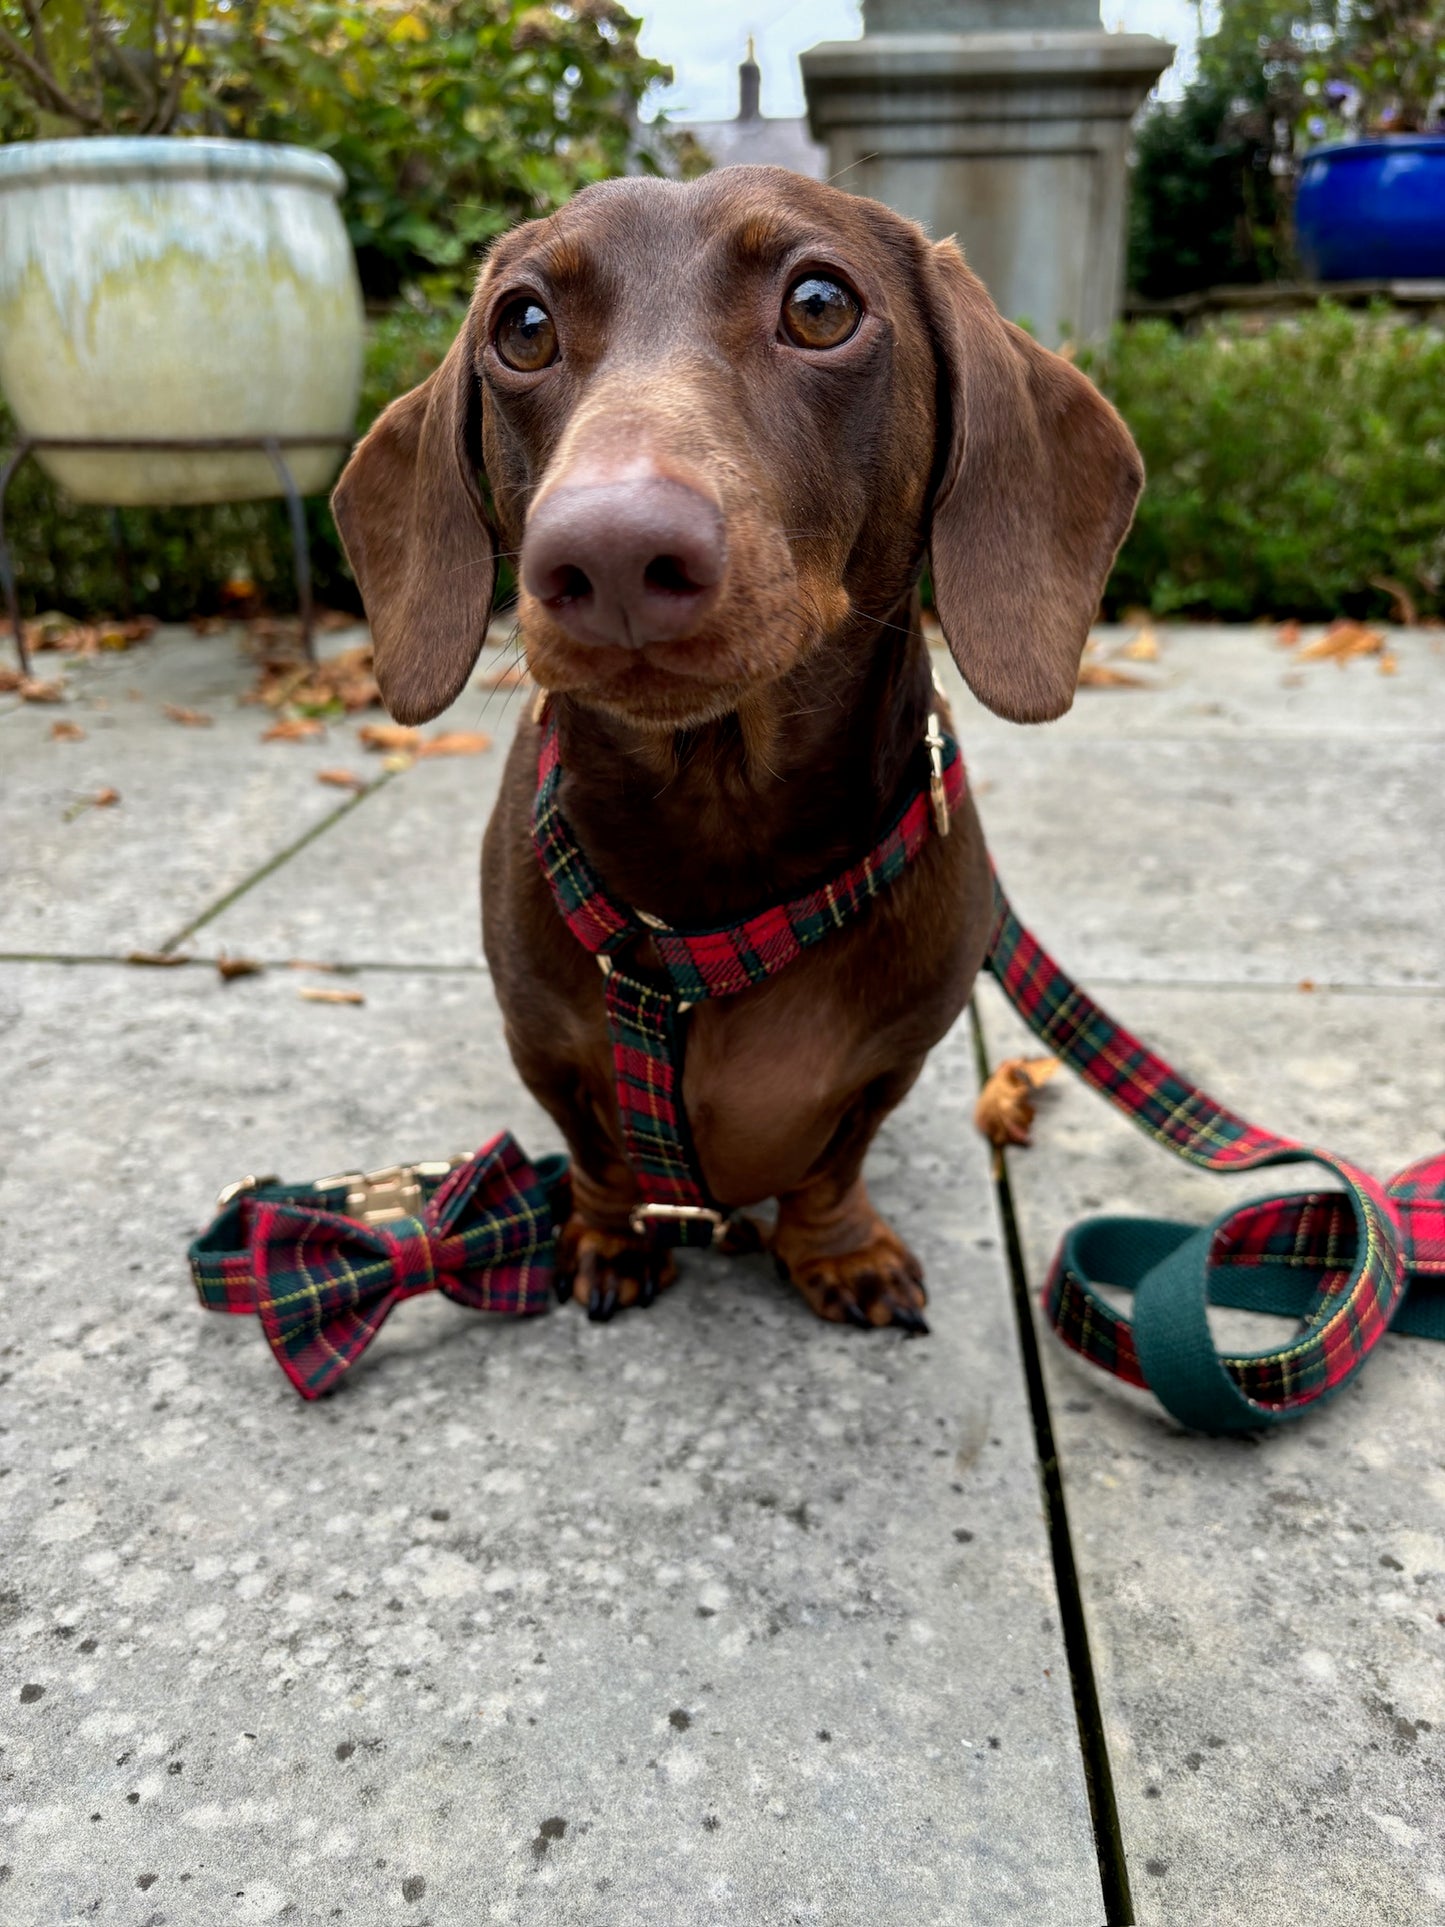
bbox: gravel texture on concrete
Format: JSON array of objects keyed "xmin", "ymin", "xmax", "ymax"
[
  {"xmin": 1, "ymin": 628, "xmax": 1098, "ymax": 1925},
  {"xmin": 4, "ymin": 616, "xmax": 1440, "ymax": 1924}
]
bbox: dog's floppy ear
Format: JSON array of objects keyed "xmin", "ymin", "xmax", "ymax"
[
  {"xmin": 331, "ymin": 319, "xmax": 494, "ymax": 725},
  {"xmin": 922, "ymin": 239, "xmax": 1143, "ymax": 723}
]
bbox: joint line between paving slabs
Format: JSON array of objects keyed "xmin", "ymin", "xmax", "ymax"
[
  {"xmin": 154, "ymin": 771, "xmax": 398, "ymax": 956},
  {"xmin": 967, "ymin": 1000, "xmax": 1136, "ymax": 1927}
]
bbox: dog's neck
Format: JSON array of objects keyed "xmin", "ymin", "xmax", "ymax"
[{"xmin": 550, "ymin": 593, "xmax": 937, "ymax": 928}]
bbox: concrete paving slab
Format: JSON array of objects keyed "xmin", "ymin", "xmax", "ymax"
[
  {"xmin": 0, "ymin": 626, "xmax": 388, "ymax": 959},
  {"xmin": 959, "ymin": 731, "xmax": 1444, "ymax": 988},
  {"xmin": 197, "ymin": 673, "xmax": 523, "ymax": 968},
  {"xmin": 183, "ymin": 627, "xmax": 1445, "ymax": 979},
  {"xmin": 940, "ymin": 622, "xmax": 1445, "ymax": 744},
  {"xmin": 0, "ymin": 626, "xmax": 530, "ymax": 969},
  {"xmin": 976, "ymin": 976, "xmax": 1445, "ymax": 1927},
  {"xmin": 0, "ymin": 961, "xmax": 1101, "ymax": 1926}
]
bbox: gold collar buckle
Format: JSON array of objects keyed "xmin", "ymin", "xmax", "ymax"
[{"xmin": 312, "ymin": 1158, "xmax": 466, "ymax": 1225}]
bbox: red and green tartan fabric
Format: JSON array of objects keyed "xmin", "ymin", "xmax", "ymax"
[
  {"xmin": 984, "ymin": 878, "xmax": 1444, "ymax": 1430},
  {"xmin": 533, "ymin": 706, "xmax": 968, "ymax": 1232},
  {"xmin": 189, "ymin": 1134, "xmax": 568, "ymax": 1399},
  {"xmin": 190, "ymin": 706, "xmax": 1444, "ymax": 1425}
]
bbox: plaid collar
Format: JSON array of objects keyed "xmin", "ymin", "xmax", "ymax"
[{"xmin": 531, "ymin": 694, "xmax": 968, "ymax": 1242}]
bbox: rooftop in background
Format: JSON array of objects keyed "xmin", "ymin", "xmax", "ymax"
[
  {"xmin": 638, "ymin": 0, "xmax": 1195, "ymax": 122},
  {"xmin": 669, "ymin": 41, "xmax": 826, "ymax": 182}
]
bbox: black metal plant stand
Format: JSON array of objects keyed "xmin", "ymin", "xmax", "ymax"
[{"xmin": 0, "ymin": 433, "xmax": 352, "ymax": 679}]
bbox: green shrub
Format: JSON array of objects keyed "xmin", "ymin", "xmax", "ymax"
[
  {"xmin": 0, "ymin": 1, "xmax": 675, "ymax": 303},
  {"xmin": 1084, "ymin": 306, "xmax": 1445, "ymax": 620},
  {"xmin": 7, "ymin": 303, "xmax": 1442, "ymax": 626}
]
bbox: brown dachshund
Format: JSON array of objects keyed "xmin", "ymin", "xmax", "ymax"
[{"xmin": 332, "ymin": 166, "xmax": 1142, "ymax": 1331}]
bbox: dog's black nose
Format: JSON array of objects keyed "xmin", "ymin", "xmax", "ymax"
[{"xmin": 521, "ymin": 474, "xmax": 726, "ymax": 650}]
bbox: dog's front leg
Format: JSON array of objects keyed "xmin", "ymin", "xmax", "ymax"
[
  {"xmin": 508, "ymin": 1034, "xmax": 681, "ymax": 1324},
  {"xmin": 771, "ymin": 1070, "xmax": 930, "ymax": 1333}
]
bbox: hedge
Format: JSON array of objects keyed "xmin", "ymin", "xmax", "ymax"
[
  {"xmin": 1082, "ymin": 307, "xmax": 1445, "ymax": 620},
  {"xmin": 5, "ymin": 303, "xmax": 1442, "ymax": 625}
]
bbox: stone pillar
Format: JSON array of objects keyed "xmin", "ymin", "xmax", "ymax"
[{"xmin": 801, "ymin": 0, "xmax": 1172, "ymax": 345}]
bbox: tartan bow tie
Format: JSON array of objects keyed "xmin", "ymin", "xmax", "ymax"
[{"xmin": 190, "ymin": 1133, "xmax": 570, "ymax": 1399}]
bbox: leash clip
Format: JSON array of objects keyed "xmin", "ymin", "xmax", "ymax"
[
  {"xmin": 629, "ymin": 1201, "xmax": 727, "ymax": 1245},
  {"xmin": 923, "ymin": 711, "xmax": 950, "ymax": 839},
  {"xmin": 312, "ymin": 1158, "xmax": 466, "ymax": 1225}
]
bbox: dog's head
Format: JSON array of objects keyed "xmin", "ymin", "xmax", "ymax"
[{"xmin": 333, "ymin": 167, "xmax": 1142, "ymax": 730}]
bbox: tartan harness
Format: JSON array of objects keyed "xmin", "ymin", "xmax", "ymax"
[{"xmin": 191, "ymin": 703, "xmax": 1445, "ymax": 1426}]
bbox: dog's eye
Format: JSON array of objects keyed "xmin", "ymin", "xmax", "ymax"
[
  {"xmin": 781, "ymin": 275, "xmax": 861, "ymax": 350},
  {"xmin": 495, "ymin": 298, "xmax": 558, "ymax": 372}
]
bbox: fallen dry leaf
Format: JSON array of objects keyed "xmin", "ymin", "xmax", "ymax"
[
  {"xmin": 286, "ymin": 958, "xmax": 341, "ymax": 973},
  {"xmin": 418, "ymin": 730, "xmax": 492, "ymax": 758},
  {"xmin": 127, "ymin": 948, "xmax": 188, "ymax": 968},
  {"xmin": 1077, "ymin": 663, "xmax": 1145, "ymax": 689},
  {"xmin": 1298, "ymin": 978, "xmax": 1316, "ymax": 993},
  {"xmin": 299, "ymin": 986, "xmax": 365, "ymax": 1006},
  {"xmin": 163, "ymin": 703, "xmax": 213, "ymax": 728},
  {"xmin": 1378, "ymin": 650, "xmax": 1399, "ymax": 676},
  {"xmin": 262, "ymin": 716, "xmax": 325, "ymax": 743},
  {"xmin": 380, "ymin": 751, "xmax": 415, "ymax": 774},
  {"xmin": 1, "ymin": 668, "xmax": 68, "ymax": 700},
  {"xmin": 54, "ymin": 616, "xmax": 154, "ymax": 656},
  {"xmin": 50, "ymin": 720, "xmax": 85, "ymax": 742},
  {"xmin": 91, "ymin": 785, "xmax": 120, "ymax": 808},
  {"xmin": 1118, "ymin": 625, "xmax": 1159, "ymax": 662},
  {"xmin": 358, "ymin": 721, "xmax": 422, "ymax": 754},
  {"xmin": 1276, "ymin": 620, "xmax": 1303, "ymax": 649},
  {"xmin": 246, "ymin": 640, "xmax": 379, "ymax": 715},
  {"xmin": 1295, "ymin": 619, "xmax": 1385, "ymax": 664},
  {"xmin": 974, "ymin": 1056, "xmax": 1061, "ymax": 1148},
  {"xmin": 317, "ymin": 767, "xmax": 364, "ymax": 790},
  {"xmin": 1370, "ymin": 576, "xmax": 1419, "ymax": 626},
  {"xmin": 216, "ymin": 954, "xmax": 265, "ymax": 981}
]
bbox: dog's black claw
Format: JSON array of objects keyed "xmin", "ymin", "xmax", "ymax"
[
  {"xmin": 638, "ymin": 1274, "xmax": 656, "ymax": 1309},
  {"xmin": 588, "ymin": 1285, "xmax": 619, "ymax": 1324},
  {"xmin": 553, "ymin": 1272, "xmax": 573, "ymax": 1305},
  {"xmin": 892, "ymin": 1306, "xmax": 930, "ymax": 1335},
  {"xmin": 843, "ymin": 1302, "xmax": 873, "ymax": 1330}
]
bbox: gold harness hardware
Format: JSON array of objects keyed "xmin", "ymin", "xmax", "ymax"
[
  {"xmin": 628, "ymin": 1201, "xmax": 727, "ymax": 1244},
  {"xmin": 923, "ymin": 711, "xmax": 951, "ymax": 841}
]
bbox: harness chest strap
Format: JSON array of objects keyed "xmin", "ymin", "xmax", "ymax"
[
  {"xmin": 531, "ymin": 698, "xmax": 965, "ymax": 1245},
  {"xmin": 190, "ymin": 705, "xmax": 1445, "ymax": 1424}
]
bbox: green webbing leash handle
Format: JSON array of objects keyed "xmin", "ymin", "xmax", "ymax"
[{"xmin": 985, "ymin": 876, "xmax": 1443, "ymax": 1432}]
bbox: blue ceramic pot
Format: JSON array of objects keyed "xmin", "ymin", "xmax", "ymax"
[{"xmin": 1295, "ymin": 136, "xmax": 1445, "ymax": 281}]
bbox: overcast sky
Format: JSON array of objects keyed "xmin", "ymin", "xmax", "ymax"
[{"xmin": 636, "ymin": 0, "xmax": 1199, "ymax": 122}]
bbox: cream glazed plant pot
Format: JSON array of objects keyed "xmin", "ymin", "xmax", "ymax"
[{"xmin": 0, "ymin": 137, "xmax": 363, "ymax": 506}]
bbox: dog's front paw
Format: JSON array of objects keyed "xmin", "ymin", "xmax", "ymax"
[
  {"xmin": 555, "ymin": 1215, "xmax": 678, "ymax": 1323},
  {"xmin": 773, "ymin": 1219, "xmax": 929, "ymax": 1334}
]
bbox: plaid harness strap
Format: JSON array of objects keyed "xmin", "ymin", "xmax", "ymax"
[
  {"xmin": 189, "ymin": 705, "xmax": 1444, "ymax": 1425},
  {"xmin": 531, "ymin": 703, "xmax": 967, "ymax": 1247}
]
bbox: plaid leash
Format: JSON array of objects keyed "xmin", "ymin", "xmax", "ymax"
[
  {"xmin": 532, "ymin": 700, "xmax": 966, "ymax": 1247},
  {"xmin": 191, "ymin": 699, "xmax": 1443, "ymax": 1425},
  {"xmin": 985, "ymin": 880, "xmax": 1445, "ymax": 1430}
]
